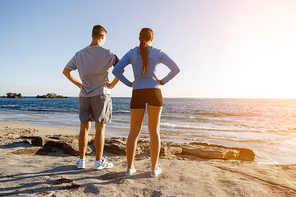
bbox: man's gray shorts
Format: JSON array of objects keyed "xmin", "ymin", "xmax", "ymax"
[{"xmin": 79, "ymin": 94, "xmax": 112, "ymax": 123}]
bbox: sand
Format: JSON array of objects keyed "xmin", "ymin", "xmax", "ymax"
[{"xmin": 1, "ymin": 121, "xmax": 296, "ymax": 197}]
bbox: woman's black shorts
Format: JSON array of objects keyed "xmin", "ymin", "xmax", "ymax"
[{"xmin": 130, "ymin": 88, "xmax": 163, "ymax": 109}]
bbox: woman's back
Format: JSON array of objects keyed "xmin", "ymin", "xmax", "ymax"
[
  {"xmin": 127, "ymin": 46, "xmax": 163, "ymax": 89},
  {"xmin": 113, "ymin": 46, "xmax": 179, "ymax": 90}
]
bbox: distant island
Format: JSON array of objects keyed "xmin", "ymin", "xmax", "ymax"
[
  {"xmin": 36, "ymin": 93, "xmax": 68, "ymax": 98},
  {"xmin": 0, "ymin": 92, "xmax": 68, "ymax": 98},
  {"xmin": 1, "ymin": 92, "xmax": 24, "ymax": 98}
]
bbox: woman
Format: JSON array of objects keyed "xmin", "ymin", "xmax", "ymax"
[{"xmin": 112, "ymin": 28, "xmax": 180, "ymax": 177}]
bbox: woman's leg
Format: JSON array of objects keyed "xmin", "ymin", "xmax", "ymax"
[
  {"xmin": 147, "ymin": 105, "xmax": 162, "ymax": 170},
  {"xmin": 126, "ymin": 108, "xmax": 145, "ymax": 169}
]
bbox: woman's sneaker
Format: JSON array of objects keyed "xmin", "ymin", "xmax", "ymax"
[
  {"xmin": 93, "ymin": 158, "xmax": 114, "ymax": 170},
  {"xmin": 76, "ymin": 158, "xmax": 86, "ymax": 169},
  {"xmin": 151, "ymin": 167, "xmax": 162, "ymax": 177},
  {"xmin": 126, "ymin": 167, "xmax": 136, "ymax": 176}
]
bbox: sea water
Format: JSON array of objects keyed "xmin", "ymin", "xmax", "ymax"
[{"xmin": 0, "ymin": 97, "xmax": 296, "ymax": 164}]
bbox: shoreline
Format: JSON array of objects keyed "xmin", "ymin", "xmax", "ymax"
[
  {"xmin": 0, "ymin": 120, "xmax": 291, "ymax": 165},
  {"xmin": 0, "ymin": 120, "xmax": 117, "ymax": 138},
  {"xmin": 1, "ymin": 121, "xmax": 296, "ymax": 196}
]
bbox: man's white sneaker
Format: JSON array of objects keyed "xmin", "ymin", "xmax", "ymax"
[
  {"xmin": 93, "ymin": 158, "xmax": 113, "ymax": 170},
  {"xmin": 126, "ymin": 167, "xmax": 136, "ymax": 176},
  {"xmin": 151, "ymin": 167, "xmax": 162, "ymax": 177},
  {"xmin": 76, "ymin": 158, "xmax": 86, "ymax": 169}
]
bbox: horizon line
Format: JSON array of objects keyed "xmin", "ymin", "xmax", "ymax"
[{"xmin": 1, "ymin": 96, "xmax": 296, "ymax": 100}]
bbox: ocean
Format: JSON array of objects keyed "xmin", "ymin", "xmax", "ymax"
[{"xmin": 0, "ymin": 97, "xmax": 296, "ymax": 164}]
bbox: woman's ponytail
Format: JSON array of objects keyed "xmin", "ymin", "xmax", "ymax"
[
  {"xmin": 139, "ymin": 28, "xmax": 154, "ymax": 77},
  {"xmin": 140, "ymin": 40, "xmax": 148, "ymax": 77}
]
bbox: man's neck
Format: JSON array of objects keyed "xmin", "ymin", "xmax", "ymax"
[{"xmin": 90, "ymin": 39, "xmax": 103, "ymax": 47}]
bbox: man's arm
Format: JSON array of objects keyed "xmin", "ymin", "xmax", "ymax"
[
  {"xmin": 62, "ymin": 68, "xmax": 82, "ymax": 88},
  {"xmin": 106, "ymin": 69, "xmax": 124, "ymax": 89}
]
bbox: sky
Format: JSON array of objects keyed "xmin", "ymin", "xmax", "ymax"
[{"xmin": 0, "ymin": 0, "xmax": 296, "ymax": 98}]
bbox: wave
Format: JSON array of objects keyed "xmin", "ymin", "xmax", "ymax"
[
  {"xmin": 21, "ymin": 108, "xmax": 53, "ymax": 112},
  {"xmin": 113, "ymin": 110, "xmax": 130, "ymax": 114},
  {"xmin": 183, "ymin": 133, "xmax": 296, "ymax": 145},
  {"xmin": 0, "ymin": 105, "xmax": 19, "ymax": 109},
  {"xmin": 112, "ymin": 119, "xmax": 130, "ymax": 124},
  {"xmin": 0, "ymin": 105, "xmax": 78, "ymax": 114},
  {"xmin": 161, "ymin": 115, "xmax": 196, "ymax": 120},
  {"xmin": 160, "ymin": 122, "xmax": 259, "ymax": 132},
  {"xmin": 225, "ymin": 124, "xmax": 296, "ymax": 133},
  {"xmin": 161, "ymin": 115, "xmax": 211, "ymax": 123},
  {"xmin": 193, "ymin": 111, "xmax": 241, "ymax": 117},
  {"xmin": 160, "ymin": 121, "xmax": 296, "ymax": 133}
]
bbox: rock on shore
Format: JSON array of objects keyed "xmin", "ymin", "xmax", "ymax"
[{"xmin": 2, "ymin": 127, "xmax": 255, "ymax": 162}]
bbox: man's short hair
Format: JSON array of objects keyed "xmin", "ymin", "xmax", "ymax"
[{"xmin": 92, "ymin": 25, "xmax": 107, "ymax": 39}]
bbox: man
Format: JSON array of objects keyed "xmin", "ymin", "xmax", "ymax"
[{"xmin": 63, "ymin": 25, "xmax": 120, "ymax": 170}]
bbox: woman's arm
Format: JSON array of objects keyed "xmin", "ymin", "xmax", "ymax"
[
  {"xmin": 112, "ymin": 54, "xmax": 133, "ymax": 87},
  {"xmin": 160, "ymin": 53, "xmax": 180, "ymax": 84}
]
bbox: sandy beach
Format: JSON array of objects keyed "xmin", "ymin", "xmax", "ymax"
[{"xmin": 1, "ymin": 121, "xmax": 296, "ymax": 197}]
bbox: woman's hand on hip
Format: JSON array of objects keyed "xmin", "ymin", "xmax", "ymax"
[
  {"xmin": 153, "ymin": 76, "xmax": 164, "ymax": 85},
  {"xmin": 130, "ymin": 77, "xmax": 137, "ymax": 87}
]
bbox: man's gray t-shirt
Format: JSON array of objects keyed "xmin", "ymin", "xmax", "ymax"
[{"xmin": 65, "ymin": 45, "xmax": 116, "ymax": 97}]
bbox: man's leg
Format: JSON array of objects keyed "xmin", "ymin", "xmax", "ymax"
[
  {"xmin": 92, "ymin": 94, "xmax": 113, "ymax": 170},
  {"xmin": 95, "ymin": 122, "xmax": 106, "ymax": 161},
  {"xmin": 93, "ymin": 122, "xmax": 113, "ymax": 170},
  {"xmin": 79, "ymin": 121, "xmax": 91, "ymax": 159}
]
